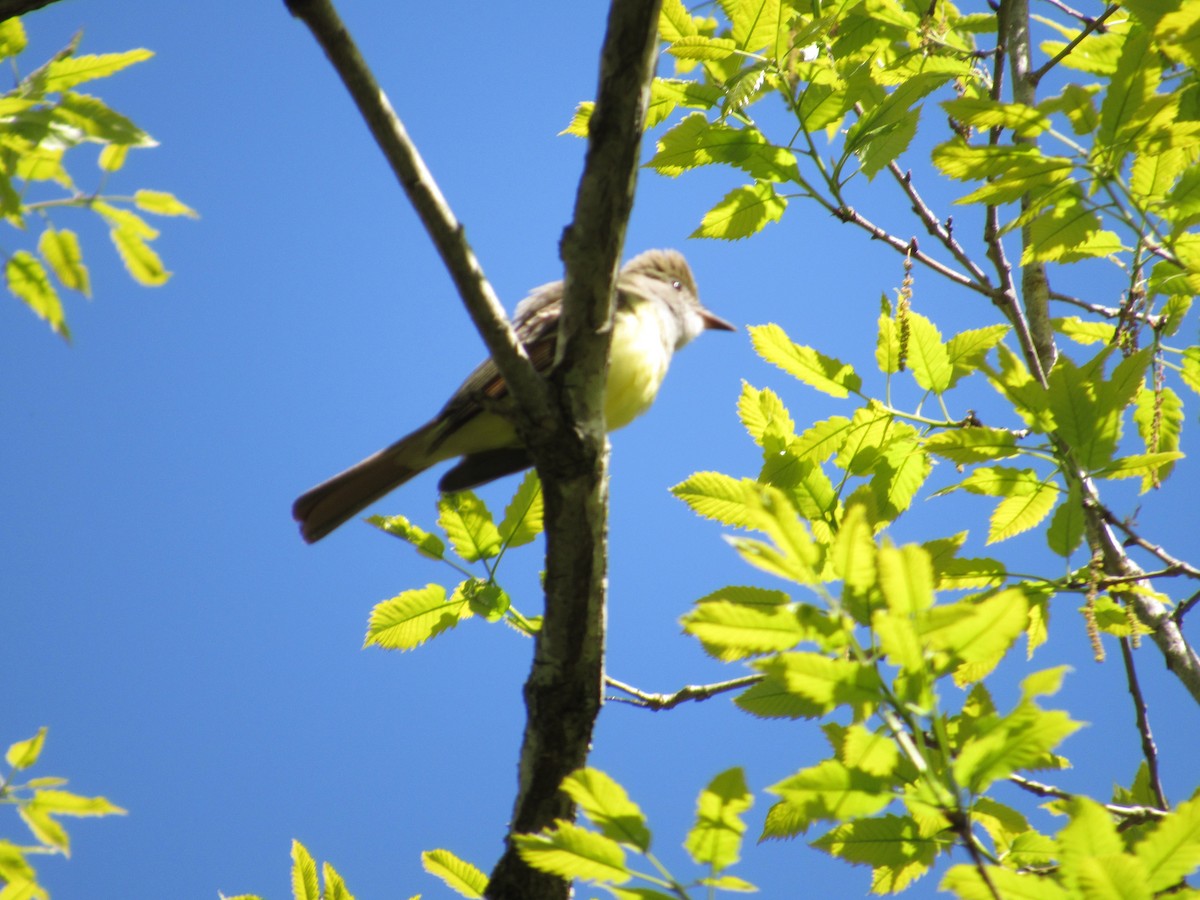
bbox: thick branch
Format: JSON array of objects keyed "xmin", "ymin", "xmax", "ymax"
[
  {"xmin": 0, "ymin": 0, "xmax": 59, "ymax": 22},
  {"xmin": 486, "ymin": 2, "xmax": 663, "ymax": 898},
  {"xmin": 283, "ymin": 0, "xmax": 553, "ymax": 439}
]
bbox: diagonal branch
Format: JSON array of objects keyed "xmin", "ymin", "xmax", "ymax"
[
  {"xmin": 606, "ymin": 674, "xmax": 765, "ymax": 710},
  {"xmin": 283, "ymin": 0, "xmax": 553, "ymax": 440}
]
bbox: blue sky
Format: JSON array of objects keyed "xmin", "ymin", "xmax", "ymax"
[{"xmin": 3, "ymin": 2, "xmax": 1198, "ymax": 898}]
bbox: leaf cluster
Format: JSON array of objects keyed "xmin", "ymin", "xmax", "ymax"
[
  {"xmin": 0, "ymin": 727, "xmax": 125, "ymax": 898},
  {"xmin": 0, "ymin": 18, "xmax": 195, "ymax": 339}
]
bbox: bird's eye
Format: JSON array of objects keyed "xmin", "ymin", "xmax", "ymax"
[{"xmin": 671, "ymin": 280, "xmax": 683, "ymax": 291}]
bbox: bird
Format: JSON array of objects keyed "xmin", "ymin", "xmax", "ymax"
[{"xmin": 293, "ymin": 249, "xmax": 735, "ymax": 543}]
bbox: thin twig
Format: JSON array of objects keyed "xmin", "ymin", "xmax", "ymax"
[
  {"xmin": 885, "ymin": 160, "xmax": 994, "ymax": 288},
  {"xmin": 1030, "ymin": 4, "xmax": 1121, "ymax": 86},
  {"xmin": 605, "ymin": 674, "xmax": 765, "ymax": 710},
  {"xmin": 1118, "ymin": 637, "xmax": 1169, "ymax": 811},
  {"xmin": 1050, "ymin": 290, "xmax": 1165, "ymax": 328},
  {"xmin": 1008, "ymin": 774, "xmax": 1167, "ymax": 822}
]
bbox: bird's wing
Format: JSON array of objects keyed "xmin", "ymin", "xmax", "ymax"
[{"xmin": 432, "ymin": 280, "xmax": 564, "ymax": 441}]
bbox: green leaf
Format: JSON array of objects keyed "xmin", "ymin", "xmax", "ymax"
[
  {"xmin": 56, "ymin": 91, "xmax": 151, "ymax": 145},
  {"xmin": 134, "ymin": 189, "xmax": 198, "ymax": 218},
  {"xmin": 941, "ymin": 863, "xmax": 1070, "ymax": 899},
  {"xmin": 904, "ymin": 311, "xmax": 952, "ymax": 393},
  {"xmin": 1134, "ymin": 792, "xmax": 1200, "ymax": 892},
  {"xmin": 38, "ymin": 228, "xmax": 91, "ymax": 296},
  {"xmin": 6, "ymin": 251, "xmax": 66, "ymax": 336},
  {"xmin": 691, "ymin": 182, "xmax": 787, "ymax": 240},
  {"xmin": 672, "ymin": 471, "xmax": 760, "ymax": 527},
  {"xmin": 738, "ymin": 381, "xmax": 794, "ymax": 452},
  {"xmin": 685, "ymin": 768, "xmax": 752, "ymax": 872},
  {"xmin": 988, "ymin": 478, "xmax": 1059, "ymax": 544},
  {"xmin": 924, "ymin": 428, "xmax": 1018, "ymax": 464},
  {"xmin": 438, "ymin": 491, "xmax": 502, "ymax": 561},
  {"xmin": 561, "ymin": 769, "xmax": 651, "ymax": 852},
  {"xmin": 953, "ymin": 697, "xmax": 1081, "ymax": 793},
  {"xmin": 753, "ymin": 652, "xmax": 880, "ymax": 718},
  {"xmin": 422, "ymin": 849, "xmax": 488, "ymax": 898},
  {"xmin": 667, "ymin": 35, "xmax": 738, "ymax": 60},
  {"xmin": 877, "ymin": 544, "xmax": 934, "ymax": 614},
  {"xmin": 6, "ymin": 727, "xmax": 47, "ymax": 770},
  {"xmin": 750, "ymin": 324, "xmax": 861, "ymax": 397},
  {"xmin": 363, "ymin": 583, "xmax": 472, "ymax": 651},
  {"xmin": 0, "ymin": 17, "xmax": 28, "ymax": 58},
  {"xmin": 514, "ymin": 821, "xmax": 629, "ymax": 883},
  {"xmin": 1133, "ymin": 384, "xmax": 1182, "ymax": 490},
  {"xmin": 832, "ymin": 503, "xmax": 877, "ymax": 593},
  {"xmin": 1052, "ymin": 316, "xmax": 1116, "ymax": 345},
  {"xmin": 682, "ymin": 595, "xmax": 805, "ymax": 660},
  {"xmin": 660, "ymin": 0, "xmax": 700, "ymax": 42},
  {"xmin": 942, "ymin": 97, "xmax": 1050, "ymax": 136},
  {"xmin": 1046, "ymin": 481, "xmax": 1085, "ymax": 558},
  {"xmin": 724, "ymin": 0, "xmax": 790, "ymax": 54},
  {"xmin": 922, "ymin": 588, "xmax": 1030, "ymax": 665},
  {"xmin": 1093, "ymin": 452, "xmax": 1185, "ymax": 483},
  {"xmin": 321, "ymin": 861, "xmax": 354, "ymax": 900},
  {"xmin": 1095, "ymin": 29, "xmax": 1156, "ymax": 173},
  {"xmin": 369, "ymin": 515, "xmax": 446, "ymax": 559},
  {"xmin": 42, "ymin": 49, "xmax": 154, "ymax": 92},
  {"xmin": 110, "ymin": 222, "xmax": 169, "ymax": 285},
  {"xmin": 768, "ymin": 759, "xmax": 893, "ymax": 827},
  {"xmin": 291, "ymin": 840, "xmax": 320, "ymax": 900},
  {"xmin": 27, "ymin": 789, "xmax": 124, "ymax": 818},
  {"xmin": 945, "ymin": 324, "xmax": 1008, "ymax": 386},
  {"xmin": 813, "ymin": 815, "xmax": 939, "ymax": 893},
  {"xmin": 498, "ymin": 470, "xmax": 543, "ymax": 548}
]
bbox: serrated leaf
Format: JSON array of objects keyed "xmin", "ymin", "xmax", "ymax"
[
  {"xmin": 1133, "ymin": 384, "xmax": 1181, "ymax": 490},
  {"xmin": 668, "ymin": 35, "xmax": 738, "ymax": 60},
  {"xmin": 1052, "ymin": 316, "xmax": 1116, "ymax": 345},
  {"xmin": 904, "ymin": 311, "xmax": 952, "ymax": 393},
  {"xmin": 691, "ymin": 182, "xmax": 787, "ymax": 240},
  {"xmin": 42, "ymin": 49, "xmax": 154, "ymax": 92},
  {"xmin": 422, "ymin": 849, "xmax": 487, "ymax": 898},
  {"xmin": 514, "ymin": 821, "xmax": 629, "ymax": 883},
  {"xmin": 813, "ymin": 815, "xmax": 938, "ymax": 893},
  {"xmin": 369, "ymin": 515, "xmax": 446, "ymax": 559},
  {"xmin": 57, "ymin": 91, "xmax": 150, "ymax": 145},
  {"xmin": 498, "ymin": 470, "xmax": 543, "ymax": 548},
  {"xmin": 561, "ymin": 769, "xmax": 651, "ymax": 852},
  {"xmin": 38, "ymin": 227, "xmax": 90, "ymax": 296},
  {"xmin": 291, "ymin": 840, "xmax": 320, "ymax": 900},
  {"xmin": 682, "ymin": 598, "xmax": 805, "ymax": 660},
  {"xmin": 28, "ymin": 789, "xmax": 124, "ymax": 817},
  {"xmin": 6, "ymin": 250, "xmax": 66, "ymax": 336},
  {"xmin": 685, "ymin": 768, "xmax": 752, "ymax": 872},
  {"xmin": 110, "ymin": 223, "xmax": 169, "ymax": 285},
  {"xmin": 5, "ymin": 727, "xmax": 47, "ymax": 770},
  {"xmin": 134, "ymin": 189, "xmax": 198, "ymax": 218},
  {"xmin": 988, "ymin": 478, "xmax": 1059, "ymax": 543},
  {"xmin": 924, "ymin": 428, "xmax": 1018, "ymax": 464},
  {"xmin": 750, "ymin": 324, "xmax": 861, "ymax": 397},
  {"xmin": 878, "ymin": 544, "xmax": 934, "ymax": 614},
  {"xmin": 945, "ymin": 324, "xmax": 1008, "ymax": 386},
  {"xmin": 1046, "ymin": 481, "xmax": 1084, "ymax": 558},
  {"xmin": 953, "ymin": 700, "xmax": 1081, "ymax": 792},
  {"xmin": 768, "ymin": 759, "xmax": 893, "ymax": 827},
  {"xmin": 438, "ymin": 491, "xmax": 501, "ymax": 561},
  {"xmin": 364, "ymin": 583, "xmax": 472, "ymax": 651},
  {"xmin": 672, "ymin": 471, "xmax": 760, "ymax": 527},
  {"xmin": 1134, "ymin": 793, "xmax": 1200, "ymax": 892},
  {"xmin": 1092, "ymin": 452, "xmax": 1185, "ymax": 482},
  {"xmin": 942, "ymin": 97, "xmax": 1050, "ymax": 136},
  {"xmin": 321, "ymin": 861, "xmax": 354, "ymax": 900},
  {"xmin": 660, "ymin": 0, "xmax": 699, "ymax": 42},
  {"xmin": 18, "ymin": 803, "xmax": 69, "ymax": 852},
  {"xmin": 923, "ymin": 588, "xmax": 1029, "ymax": 665},
  {"xmin": 738, "ymin": 381, "xmax": 794, "ymax": 452}
]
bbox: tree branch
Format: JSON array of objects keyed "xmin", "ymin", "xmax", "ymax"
[
  {"xmin": 485, "ymin": 2, "xmax": 663, "ymax": 898},
  {"xmin": 283, "ymin": 0, "xmax": 554, "ymax": 441},
  {"xmin": 605, "ymin": 674, "xmax": 765, "ymax": 710},
  {"xmin": 0, "ymin": 0, "xmax": 59, "ymax": 22},
  {"xmin": 1118, "ymin": 637, "xmax": 1169, "ymax": 811}
]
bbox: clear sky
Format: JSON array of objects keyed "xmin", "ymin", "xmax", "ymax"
[{"xmin": 3, "ymin": 2, "xmax": 1197, "ymax": 899}]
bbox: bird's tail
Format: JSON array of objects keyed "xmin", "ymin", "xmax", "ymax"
[{"xmin": 293, "ymin": 420, "xmax": 440, "ymax": 544}]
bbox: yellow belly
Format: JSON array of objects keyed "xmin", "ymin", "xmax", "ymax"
[{"xmin": 605, "ymin": 301, "xmax": 670, "ymax": 431}]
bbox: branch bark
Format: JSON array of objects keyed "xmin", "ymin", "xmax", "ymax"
[
  {"xmin": 0, "ymin": 0, "xmax": 60, "ymax": 22},
  {"xmin": 486, "ymin": 1, "xmax": 663, "ymax": 897},
  {"xmin": 286, "ymin": 1, "xmax": 664, "ymax": 897}
]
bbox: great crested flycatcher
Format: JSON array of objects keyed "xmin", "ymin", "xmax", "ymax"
[{"xmin": 293, "ymin": 249, "xmax": 734, "ymax": 543}]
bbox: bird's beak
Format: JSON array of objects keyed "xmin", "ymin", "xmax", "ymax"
[{"xmin": 701, "ymin": 309, "xmax": 737, "ymax": 332}]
